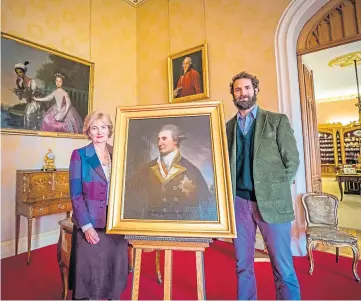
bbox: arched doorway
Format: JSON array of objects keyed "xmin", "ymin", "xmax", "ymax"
[
  {"xmin": 275, "ymin": 0, "xmax": 361, "ymax": 256},
  {"xmin": 298, "ymin": 0, "xmax": 361, "ymax": 193}
]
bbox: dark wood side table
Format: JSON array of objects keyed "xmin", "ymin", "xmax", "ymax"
[{"xmin": 336, "ymin": 174, "xmax": 361, "ymax": 201}]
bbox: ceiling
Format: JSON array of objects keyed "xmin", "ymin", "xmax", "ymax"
[
  {"xmin": 302, "ymin": 41, "xmax": 361, "ymax": 103},
  {"xmin": 123, "ymin": 0, "xmax": 149, "ymax": 7}
]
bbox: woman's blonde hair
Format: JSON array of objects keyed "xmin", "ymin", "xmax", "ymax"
[{"xmin": 83, "ymin": 111, "xmax": 113, "ymax": 139}]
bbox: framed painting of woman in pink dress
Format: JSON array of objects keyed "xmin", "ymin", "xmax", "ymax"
[{"xmin": 1, "ymin": 32, "xmax": 94, "ymax": 138}]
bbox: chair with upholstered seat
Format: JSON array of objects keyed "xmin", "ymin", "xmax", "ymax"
[{"xmin": 301, "ymin": 192, "xmax": 360, "ymax": 282}]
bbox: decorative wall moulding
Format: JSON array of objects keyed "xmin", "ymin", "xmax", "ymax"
[{"xmin": 123, "ymin": 0, "xmax": 149, "ymax": 7}]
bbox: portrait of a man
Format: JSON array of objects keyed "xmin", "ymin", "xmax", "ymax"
[
  {"xmin": 168, "ymin": 43, "xmax": 209, "ymax": 103},
  {"xmin": 106, "ymin": 102, "xmax": 236, "ymax": 238},
  {"xmin": 173, "ymin": 56, "xmax": 202, "ymax": 98},
  {"xmin": 123, "ymin": 117, "xmax": 217, "ymax": 221}
]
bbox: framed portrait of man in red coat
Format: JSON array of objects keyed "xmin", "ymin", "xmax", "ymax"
[
  {"xmin": 106, "ymin": 101, "xmax": 236, "ymax": 239},
  {"xmin": 168, "ymin": 43, "xmax": 209, "ymax": 103}
]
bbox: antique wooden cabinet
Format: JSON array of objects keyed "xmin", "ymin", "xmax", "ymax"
[
  {"xmin": 342, "ymin": 123, "xmax": 361, "ymax": 165},
  {"xmin": 318, "ymin": 123, "xmax": 343, "ymax": 176},
  {"xmin": 318, "ymin": 122, "xmax": 361, "ymax": 176},
  {"xmin": 15, "ymin": 169, "xmax": 72, "ymax": 264}
]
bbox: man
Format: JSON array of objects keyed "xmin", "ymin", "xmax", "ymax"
[
  {"xmin": 173, "ymin": 56, "xmax": 202, "ymax": 98},
  {"xmin": 124, "ymin": 124, "xmax": 216, "ymax": 221},
  {"xmin": 226, "ymin": 71, "xmax": 300, "ymax": 300}
]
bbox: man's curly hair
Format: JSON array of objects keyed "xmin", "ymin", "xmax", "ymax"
[{"xmin": 229, "ymin": 71, "xmax": 260, "ymax": 95}]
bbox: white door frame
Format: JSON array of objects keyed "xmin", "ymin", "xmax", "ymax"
[{"xmin": 274, "ymin": 0, "xmax": 328, "ymax": 256}]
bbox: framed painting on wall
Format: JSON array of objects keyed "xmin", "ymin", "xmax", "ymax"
[
  {"xmin": 106, "ymin": 100, "xmax": 236, "ymax": 239},
  {"xmin": 1, "ymin": 32, "xmax": 94, "ymax": 138},
  {"xmin": 168, "ymin": 43, "xmax": 209, "ymax": 103}
]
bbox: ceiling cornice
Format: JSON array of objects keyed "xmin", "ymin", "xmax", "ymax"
[
  {"xmin": 123, "ymin": 0, "xmax": 149, "ymax": 7},
  {"xmin": 316, "ymin": 94, "xmax": 358, "ymax": 103}
]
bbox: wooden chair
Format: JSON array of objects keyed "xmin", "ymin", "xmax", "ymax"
[
  {"xmin": 57, "ymin": 217, "xmax": 74, "ymax": 300},
  {"xmin": 301, "ymin": 192, "xmax": 360, "ymax": 281},
  {"xmin": 57, "ymin": 218, "xmax": 162, "ymax": 300}
]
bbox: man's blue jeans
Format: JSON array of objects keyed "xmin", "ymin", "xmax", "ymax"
[{"xmin": 233, "ymin": 196, "xmax": 301, "ymax": 300}]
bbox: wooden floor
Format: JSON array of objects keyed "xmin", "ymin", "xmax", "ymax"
[
  {"xmin": 320, "ymin": 177, "xmax": 361, "ymax": 258},
  {"xmin": 322, "ymin": 177, "xmax": 361, "ymax": 230}
]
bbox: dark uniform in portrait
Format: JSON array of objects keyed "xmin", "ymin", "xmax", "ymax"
[{"xmin": 124, "ymin": 152, "xmax": 217, "ymax": 221}]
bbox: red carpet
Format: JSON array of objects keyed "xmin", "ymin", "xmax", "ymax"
[{"xmin": 1, "ymin": 240, "xmax": 360, "ymax": 300}]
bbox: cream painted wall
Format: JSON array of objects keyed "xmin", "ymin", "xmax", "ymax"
[
  {"xmin": 316, "ymin": 99, "xmax": 359, "ymax": 125},
  {"xmin": 1, "ymin": 0, "xmax": 136, "ymax": 247},
  {"xmin": 137, "ymin": 0, "xmax": 291, "ymax": 120}
]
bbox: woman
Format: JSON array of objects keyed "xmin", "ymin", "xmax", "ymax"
[
  {"xmin": 69, "ymin": 111, "xmax": 128, "ymax": 300},
  {"xmin": 34, "ymin": 73, "xmax": 83, "ymax": 133}
]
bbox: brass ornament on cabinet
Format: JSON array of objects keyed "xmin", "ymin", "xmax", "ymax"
[{"xmin": 42, "ymin": 149, "xmax": 56, "ymax": 171}]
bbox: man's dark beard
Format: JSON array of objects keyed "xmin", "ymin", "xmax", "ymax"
[{"xmin": 233, "ymin": 94, "xmax": 257, "ymax": 110}]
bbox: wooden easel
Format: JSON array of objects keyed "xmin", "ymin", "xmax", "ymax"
[{"xmin": 126, "ymin": 236, "xmax": 213, "ymax": 300}]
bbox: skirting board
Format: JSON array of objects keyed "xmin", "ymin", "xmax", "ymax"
[{"xmin": 1, "ymin": 229, "xmax": 60, "ymax": 259}]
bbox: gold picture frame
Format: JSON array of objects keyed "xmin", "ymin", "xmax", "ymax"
[
  {"xmin": 1, "ymin": 32, "xmax": 94, "ymax": 138},
  {"xmin": 168, "ymin": 43, "xmax": 209, "ymax": 103},
  {"xmin": 106, "ymin": 101, "xmax": 236, "ymax": 238}
]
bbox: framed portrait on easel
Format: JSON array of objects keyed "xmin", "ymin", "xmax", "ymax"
[{"xmin": 106, "ymin": 101, "xmax": 236, "ymax": 239}]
